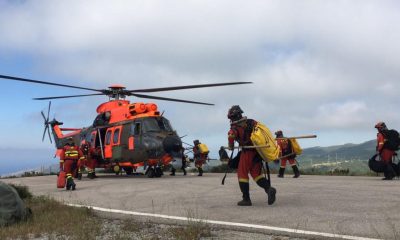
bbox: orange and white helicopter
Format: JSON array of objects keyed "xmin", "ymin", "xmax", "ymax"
[{"xmin": 0, "ymin": 74, "xmax": 251, "ymax": 177}]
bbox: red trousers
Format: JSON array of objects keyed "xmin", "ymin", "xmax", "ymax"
[
  {"xmin": 280, "ymin": 158, "xmax": 296, "ymax": 168},
  {"xmin": 86, "ymin": 157, "xmax": 97, "ymax": 171},
  {"xmin": 237, "ymin": 150, "xmax": 263, "ymax": 183},
  {"xmin": 195, "ymin": 154, "xmax": 207, "ymax": 168},
  {"xmin": 380, "ymin": 149, "xmax": 395, "ymax": 164},
  {"xmin": 63, "ymin": 159, "xmax": 77, "ymax": 178}
]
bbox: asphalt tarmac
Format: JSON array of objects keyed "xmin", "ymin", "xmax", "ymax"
[{"xmin": 3, "ymin": 173, "xmax": 400, "ymax": 239}]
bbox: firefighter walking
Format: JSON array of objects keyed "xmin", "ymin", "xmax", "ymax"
[
  {"xmin": 60, "ymin": 138, "xmax": 85, "ymax": 190},
  {"xmin": 275, "ymin": 130, "xmax": 300, "ymax": 178},
  {"xmin": 227, "ymin": 105, "xmax": 276, "ymax": 206},
  {"xmin": 193, "ymin": 140, "xmax": 209, "ymax": 176}
]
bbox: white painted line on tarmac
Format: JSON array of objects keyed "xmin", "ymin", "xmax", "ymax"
[{"xmin": 67, "ymin": 203, "xmax": 381, "ymax": 240}]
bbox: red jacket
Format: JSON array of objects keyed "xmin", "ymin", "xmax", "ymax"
[
  {"xmin": 376, "ymin": 133, "xmax": 385, "ymax": 152},
  {"xmin": 228, "ymin": 119, "xmax": 257, "ymax": 149},
  {"xmin": 61, "ymin": 145, "xmax": 84, "ymax": 161}
]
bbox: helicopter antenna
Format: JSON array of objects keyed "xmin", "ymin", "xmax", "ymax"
[
  {"xmin": 182, "ymin": 141, "xmax": 194, "ymax": 147},
  {"xmin": 41, "ymin": 101, "xmax": 53, "ymax": 144}
]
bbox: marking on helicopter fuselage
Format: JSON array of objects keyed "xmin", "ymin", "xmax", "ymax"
[{"xmin": 67, "ymin": 203, "xmax": 381, "ymax": 240}]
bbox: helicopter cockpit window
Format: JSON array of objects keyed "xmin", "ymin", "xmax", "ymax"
[
  {"xmin": 131, "ymin": 123, "xmax": 141, "ymax": 135},
  {"xmin": 142, "ymin": 117, "xmax": 173, "ymax": 133}
]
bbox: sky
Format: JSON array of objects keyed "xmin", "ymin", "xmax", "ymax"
[{"xmin": 0, "ymin": 1, "xmax": 399, "ymax": 173}]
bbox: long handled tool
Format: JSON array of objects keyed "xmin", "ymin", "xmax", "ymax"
[
  {"xmin": 275, "ymin": 134, "xmax": 317, "ymax": 140},
  {"xmin": 221, "ymin": 147, "xmax": 235, "ymax": 185},
  {"xmin": 222, "ymin": 135, "xmax": 317, "ymax": 150}
]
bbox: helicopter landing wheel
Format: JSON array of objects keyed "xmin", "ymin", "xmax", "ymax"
[
  {"xmin": 155, "ymin": 167, "xmax": 163, "ymax": 178},
  {"xmin": 146, "ymin": 168, "xmax": 155, "ymax": 178}
]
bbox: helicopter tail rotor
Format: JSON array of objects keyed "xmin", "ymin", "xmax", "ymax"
[{"xmin": 41, "ymin": 101, "xmax": 53, "ymax": 144}]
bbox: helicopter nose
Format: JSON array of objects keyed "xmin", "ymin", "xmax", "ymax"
[{"xmin": 163, "ymin": 135, "xmax": 182, "ymax": 153}]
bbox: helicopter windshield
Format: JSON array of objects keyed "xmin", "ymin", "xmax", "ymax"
[{"xmin": 142, "ymin": 117, "xmax": 173, "ymax": 133}]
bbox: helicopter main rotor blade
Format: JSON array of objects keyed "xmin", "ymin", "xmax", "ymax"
[
  {"xmin": 33, "ymin": 93, "xmax": 105, "ymax": 100},
  {"xmin": 128, "ymin": 81, "xmax": 253, "ymax": 93},
  {"xmin": 0, "ymin": 74, "xmax": 102, "ymax": 92},
  {"xmin": 131, "ymin": 93, "xmax": 214, "ymax": 106}
]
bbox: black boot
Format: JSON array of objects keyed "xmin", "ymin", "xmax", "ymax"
[
  {"xmin": 292, "ymin": 165, "xmax": 300, "ymax": 178},
  {"xmin": 71, "ymin": 179, "xmax": 76, "ymax": 190},
  {"xmin": 88, "ymin": 172, "xmax": 95, "ymax": 179},
  {"xmin": 66, "ymin": 178, "xmax": 72, "ymax": 190},
  {"xmin": 256, "ymin": 178, "xmax": 276, "ymax": 205},
  {"xmin": 198, "ymin": 167, "xmax": 203, "ymax": 176},
  {"xmin": 278, "ymin": 168, "xmax": 285, "ymax": 178},
  {"xmin": 182, "ymin": 168, "xmax": 187, "ymax": 176},
  {"xmin": 170, "ymin": 168, "xmax": 176, "ymax": 176},
  {"xmin": 237, "ymin": 182, "xmax": 252, "ymax": 206},
  {"xmin": 383, "ymin": 164, "xmax": 396, "ymax": 180},
  {"xmin": 77, "ymin": 172, "xmax": 82, "ymax": 180}
]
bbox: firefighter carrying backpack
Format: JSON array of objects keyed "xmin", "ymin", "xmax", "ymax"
[
  {"xmin": 382, "ymin": 129, "xmax": 400, "ymax": 151},
  {"xmin": 198, "ymin": 143, "xmax": 209, "ymax": 154},
  {"xmin": 250, "ymin": 122, "xmax": 280, "ymax": 162}
]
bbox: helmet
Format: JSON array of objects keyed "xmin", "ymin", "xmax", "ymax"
[
  {"xmin": 375, "ymin": 122, "xmax": 387, "ymax": 130},
  {"xmin": 193, "ymin": 139, "xmax": 200, "ymax": 145},
  {"xmin": 227, "ymin": 105, "xmax": 244, "ymax": 121},
  {"xmin": 275, "ymin": 130, "xmax": 283, "ymax": 137}
]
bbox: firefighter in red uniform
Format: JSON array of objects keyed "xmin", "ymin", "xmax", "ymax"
[
  {"xmin": 87, "ymin": 148, "xmax": 99, "ymax": 179},
  {"xmin": 275, "ymin": 130, "xmax": 300, "ymax": 178},
  {"xmin": 193, "ymin": 140, "xmax": 207, "ymax": 176},
  {"xmin": 227, "ymin": 105, "xmax": 276, "ymax": 206},
  {"xmin": 60, "ymin": 138, "xmax": 85, "ymax": 190},
  {"xmin": 375, "ymin": 122, "xmax": 397, "ymax": 180}
]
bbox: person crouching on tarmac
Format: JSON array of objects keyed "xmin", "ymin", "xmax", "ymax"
[
  {"xmin": 375, "ymin": 122, "xmax": 397, "ymax": 180},
  {"xmin": 60, "ymin": 138, "xmax": 85, "ymax": 190},
  {"xmin": 227, "ymin": 105, "xmax": 276, "ymax": 206},
  {"xmin": 275, "ymin": 130, "xmax": 300, "ymax": 178},
  {"xmin": 170, "ymin": 147, "xmax": 188, "ymax": 176}
]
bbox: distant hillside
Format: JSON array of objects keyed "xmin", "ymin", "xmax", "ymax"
[{"xmin": 298, "ymin": 140, "xmax": 376, "ymax": 163}]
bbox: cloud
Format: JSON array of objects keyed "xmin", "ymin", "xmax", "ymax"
[{"xmin": 0, "ymin": 0, "xmax": 400, "ymax": 152}]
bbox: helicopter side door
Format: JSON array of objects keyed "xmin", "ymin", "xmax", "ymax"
[
  {"xmin": 128, "ymin": 120, "xmax": 147, "ymax": 163},
  {"xmin": 104, "ymin": 128, "xmax": 113, "ymax": 159},
  {"xmin": 111, "ymin": 126, "xmax": 123, "ymax": 162}
]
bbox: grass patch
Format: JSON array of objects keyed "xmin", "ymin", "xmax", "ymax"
[
  {"xmin": 169, "ymin": 209, "xmax": 212, "ymax": 240},
  {"xmin": 169, "ymin": 221, "xmax": 212, "ymax": 240},
  {"xmin": 0, "ymin": 196, "xmax": 100, "ymax": 240}
]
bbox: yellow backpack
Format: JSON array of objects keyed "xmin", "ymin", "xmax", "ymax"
[
  {"xmin": 289, "ymin": 138, "xmax": 302, "ymax": 155},
  {"xmin": 198, "ymin": 143, "xmax": 209, "ymax": 154},
  {"xmin": 250, "ymin": 122, "xmax": 280, "ymax": 162}
]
